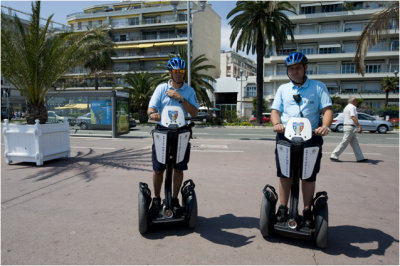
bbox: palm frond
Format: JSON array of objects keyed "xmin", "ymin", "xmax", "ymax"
[{"xmin": 355, "ymin": 2, "xmax": 399, "ymax": 76}]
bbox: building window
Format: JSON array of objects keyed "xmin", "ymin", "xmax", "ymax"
[
  {"xmin": 144, "ymin": 16, "xmax": 155, "ymax": 24},
  {"xmin": 98, "ymin": 20, "xmax": 103, "ymax": 26},
  {"xmin": 391, "ymin": 40, "xmax": 399, "ymax": 51},
  {"xmin": 322, "ymin": 4, "xmax": 342, "ymax": 13},
  {"xmin": 128, "ymin": 17, "xmax": 139, "ymax": 25},
  {"xmin": 120, "ymin": 35, "xmax": 126, "ymax": 42},
  {"xmin": 277, "ymin": 48, "xmax": 296, "ymax": 56},
  {"xmin": 246, "ymin": 85, "xmax": 257, "ymax": 97},
  {"xmin": 301, "ymin": 6, "xmax": 315, "ymax": 14},
  {"xmin": 300, "ymin": 47, "xmax": 314, "ymax": 55},
  {"xmin": 77, "ymin": 22, "xmax": 82, "ymax": 30},
  {"xmin": 319, "ymin": 47, "xmax": 339, "ymax": 54},
  {"xmin": 143, "ymin": 31, "xmax": 157, "ymax": 40},
  {"xmin": 88, "ymin": 21, "xmax": 92, "ymax": 28},
  {"xmin": 365, "ymin": 64, "xmax": 381, "ymax": 73},
  {"xmin": 342, "ymin": 63, "xmax": 355, "ymax": 74}
]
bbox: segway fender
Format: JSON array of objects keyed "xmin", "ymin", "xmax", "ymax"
[
  {"xmin": 138, "ymin": 182, "xmax": 152, "ymax": 234},
  {"xmin": 181, "ymin": 179, "xmax": 195, "ymax": 203},
  {"xmin": 260, "ymin": 184, "xmax": 278, "ymax": 238},
  {"xmin": 313, "ymin": 191, "xmax": 329, "ymax": 249}
]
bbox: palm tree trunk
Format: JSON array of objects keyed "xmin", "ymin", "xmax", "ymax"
[
  {"xmin": 138, "ymin": 108, "xmax": 148, "ymax": 123},
  {"xmin": 256, "ymin": 33, "xmax": 265, "ymax": 125},
  {"xmin": 26, "ymin": 104, "xmax": 47, "ymax": 124},
  {"xmin": 95, "ymin": 74, "xmax": 99, "ymax": 90},
  {"xmin": 385, "ymin": 91, "xmax": 389, "ymax": 107}
]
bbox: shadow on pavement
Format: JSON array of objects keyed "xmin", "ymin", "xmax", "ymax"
[
  {"xmin": 142, "ymin": 214, "xmax": 258, "ymax": 248},
  {"xmin": 21, "ymin": 148, "xmax": 152, "ymax": 182},
  {"xmin": 323, "ymin": 225, "xmax": 399, "ymax": 257},
  {"xmin": 336, "ymin": 159, "xmax": 382, "ymax": 165}
]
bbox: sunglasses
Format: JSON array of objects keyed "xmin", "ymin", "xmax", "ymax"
[{"xmin": 171, "ymin": 69, "xmax": 185, "ymax": 74}]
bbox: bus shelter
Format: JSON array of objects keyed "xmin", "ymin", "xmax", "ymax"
[{"xmin": 46, "ymin": 90, "xmax": 130, "ymax": 138}]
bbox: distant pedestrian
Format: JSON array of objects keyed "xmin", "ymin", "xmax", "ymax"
[{"xmin": 330, "ymin": 97, "xmax": 368, "ymax": 162}]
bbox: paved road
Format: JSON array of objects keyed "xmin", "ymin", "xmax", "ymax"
[{"xmin": 1, "ymin": 127, "xmax": 399, "ymax": 264}]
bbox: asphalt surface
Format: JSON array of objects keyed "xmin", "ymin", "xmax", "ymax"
[{"xmin": 1, "ymin": 126, "xmax": 399, "ymax": 265}]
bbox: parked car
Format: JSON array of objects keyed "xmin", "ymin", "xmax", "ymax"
[
  {"xmin": 47, "ymin": 111, "xmax": 75, "ymax": 126},
  {"xmin": 249, "ymin": 113, "xmax": 271, "ymax": 123},
  {"xmin": 129, "ymin": 115, "xmax": 136, "ymax": 128},
  {"xmin": 191, "ymin": 111, "xmax": 212, "ymax": 123},
  {"xmin": 330, "ymin": 112, "xmax": 394, "ymax": 133}
]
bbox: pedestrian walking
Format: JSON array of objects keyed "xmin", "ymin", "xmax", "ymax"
[{"xmin": 330, "ymin": 97, "xmax": 368, "ymax": 162}]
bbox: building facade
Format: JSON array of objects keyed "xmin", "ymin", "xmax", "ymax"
[
  {"xmin": 236, "ymin": 1, "xmax": 399, "ymax": 116},
  {"xmin": 220, "ymin": 50, "xmax": 256, "ymax": 78},
  {"xmin": 65, "ymin": 0, "xmax": 221, "ymax": 89}
]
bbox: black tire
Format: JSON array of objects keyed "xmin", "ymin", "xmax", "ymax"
[
  {"xmin": 138, "ymin": 191, "xmax": 150, "ymax": 234},
  {"xmin": 315, "ymin": 204, "xmax": 329, "ymax": 249},
  {"xmin": 259, "ymin": 196, "xmax": 275, "ymax": 238},
  {"xmin": 336, "ymin": 124, "xmax": 344, "ymax": 132},
  {"xmin": 186, "ymin": 193, "xmax": 198, "ymax": 229},
  {"xmin": 80, "ymin": 122, "xmax": 88, "ymax": 130},
  {"xmin": 377, "ymin": 125, "xmax": 388, "ymax": 134}
]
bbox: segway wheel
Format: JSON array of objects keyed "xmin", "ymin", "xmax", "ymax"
[
  {"xmin": 315, "ymin": 203, "xmax": 328, "ymax": 249},
  {"xmin": 185, "ymin": 192, "xmax": 198, "ymax": 228},
  {"xmin": 138, "ymin": 184, "xmax": 151, "ymax": 234},
  {"xmin": 259, "ymin": 195, "xmax": 275, "ymax": 238}
]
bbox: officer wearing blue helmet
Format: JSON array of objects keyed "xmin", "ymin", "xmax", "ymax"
[
  {"xmin": 271, "ymin": 52, "xmax": 333, "ymax": 227},
  {"xmin": 147, "ymin": 57, "xmax": 199, "ymax": 214}
]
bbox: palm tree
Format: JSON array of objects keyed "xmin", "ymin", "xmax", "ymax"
[
  {"xmin": 355, "ymin": 2, "xmax": 399, "ymax": 76},
  {"xmin": 381, "ymin": 76, "xmax": 398, "ymax": 107},
  {"xmin": 83, "ymin": 28, "xmax": 116, "ymax": 90},
  {"xmin": 124, "ymin": 72, "xmax": 156, "ymax": 123},
  {"xmin": 1, "ymin": 1, "xmax": 111, "ymax": 124},
  {"xmin": 155, "ymin": 46, "xmax": 216, "ymax": 107},
  {"xmin": 227, "ymin": 1, "xmax": 296, "ymax": 124}
]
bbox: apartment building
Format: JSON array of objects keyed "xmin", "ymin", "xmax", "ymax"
[
  {"xmin": 220, "ymin": 50, "xmax": 256, "ymax": 78},
  {"xmin": 236, "ymin": 1, "xmax": 399, "ymax": 115},
  {"xmin": 65, "ymin": 0, "xmax": 220, "ymax": 88}
]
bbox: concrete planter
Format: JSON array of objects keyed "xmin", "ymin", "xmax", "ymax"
[{"xmin": 2, "ymin": 119, "xmax": 70, "ymax": 166}]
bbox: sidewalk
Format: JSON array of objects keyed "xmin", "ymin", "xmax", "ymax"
[{"xmin": 1, "ymin": 135, "xmax": 399, "ymax": 264}]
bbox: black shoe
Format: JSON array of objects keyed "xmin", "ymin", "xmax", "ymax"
[
  {"xmin": 150, "ymin": 197, "xmax": 162, "ymax": 215},
  {"xmin": 171, "ymin": 198, "xmax": 182, "ymax": 216},
  {"xmin": 276, "ymin": 205, "xmax": 288, "ymax": 223},
  {"xmin": 357, "ymin": 158, "xmax": 368, "ymax": 162},
  {"xmin": 330, "ymin": 157, "xmax": 341, "ymax": 162},
  {"xmin": 303, "ymin": 208, "xmax": 313, "ymax": 228}
]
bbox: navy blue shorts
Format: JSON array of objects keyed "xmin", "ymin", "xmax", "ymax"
[
  {"xmin": 275, "ymin": 133, "xmax": 323, "ymax": 182},
  {"xmin": 152, "ymin": 143, "xmax": 191, "ymax": 171}
]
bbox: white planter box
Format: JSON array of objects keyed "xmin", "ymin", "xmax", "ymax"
[{"xmin": 2, "ymin": 119, "xmax": 70, "ymax": 166}]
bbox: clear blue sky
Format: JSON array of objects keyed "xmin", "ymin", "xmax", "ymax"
[{"xmin": 1, "ymin": 0, "xmax": 256, "ymax": 61}]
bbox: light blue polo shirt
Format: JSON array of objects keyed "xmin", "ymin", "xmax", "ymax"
[
  {"xmin": 271, "ymin": 78, "xmax": 332, "ymax": 129},
  {"xmin": 148, "ymin": 80, "xmax": 199, "ymax": 122}
]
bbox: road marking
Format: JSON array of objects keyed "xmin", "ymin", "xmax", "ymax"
[
  {"xmin": 199, "ymin": 144, "xmax": 228, "ymax": 149},
  {"xmin": 71, "ymin": 146, "xmax": 115, "ymax": 150},
  {"xmin": 322, "ymin": 152, "xmax": 382, "ymax": 155},
  {"xmin": 386, "ymin": 138, "xmax": 399, "ymax": 140},
  {"xmin": 228, "ymin": 133, "xmax": 275, "ymax": 137},
  {"xmin": 192, "ymin": 150, "xmax": 243, "ymax": 153},
  {"xmin": 193, "ymin": 132, "xmax": 209, "ymax": 135}
]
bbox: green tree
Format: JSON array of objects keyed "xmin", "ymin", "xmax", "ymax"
[
  {"xmin": 355, "ymin": 2, "xmax": 399, "ymax": 76},
  {"xmin": 83, "ymin": 28, "xmax": 116, "ymax": 90},
  {"xmin": 155, "ymin": 46, "xmax": 216, "ymax": 107},
  {"xmin": 381, "ymin": 76, "xmax": 399, "ymax": 107},
  {"xmin": 227, "ymin": 1, "xmax": 296, "ymax": 124},
  {"xmin": 124, "ymin": 72, "xmax": 156, "ymax": 123},
  {"xmin": 1, "ymin": 1, "xmax": 110, "ymax": 124}
]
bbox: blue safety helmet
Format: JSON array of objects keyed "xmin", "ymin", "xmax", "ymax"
[
  {"xmin": 167, "ymin": 57, "xmax": 186, "ymax": 70},
  {"xmin": 285, "ymin": 52, "xmax": 308, "ymax": 67}
]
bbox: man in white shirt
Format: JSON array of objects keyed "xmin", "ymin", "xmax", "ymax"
[{"xmin": 330, "ymin": 97, "xmax": 367, "ymax": 162}]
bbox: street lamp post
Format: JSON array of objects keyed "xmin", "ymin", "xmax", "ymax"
[
  {"xmin": 236, "ymin": 70, "xmax": 247, "ymax": 118},
  {"xmin": 172, "ymin": 1, "xmax": 206, "ymax": 87}
]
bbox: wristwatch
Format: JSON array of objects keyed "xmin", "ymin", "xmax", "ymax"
[
  {"xmin": 323, "ymin": 126, "xmax": 330, "ymax": 131},
  {"xmin": 179, "ymin": 97, "xmax": 185, "ymax": 104},
  {"xmin": 148, "ymin": 111, "xmax": 157, "ymax": 119}
]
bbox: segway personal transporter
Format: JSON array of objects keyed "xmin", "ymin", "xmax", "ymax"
[
  {"xmin": 259, "ymin": 117, "xmax": 329, "ymax": 248},
  {"xmin": 138, "ymin": 106, "xmax": 197, "ymax": 234}
]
